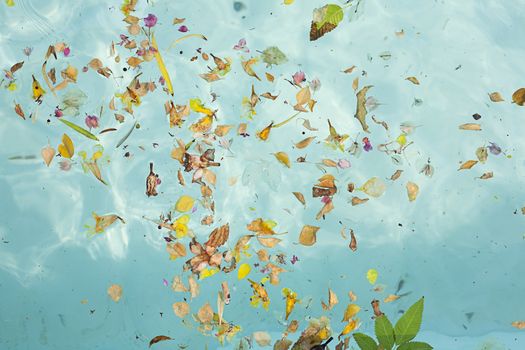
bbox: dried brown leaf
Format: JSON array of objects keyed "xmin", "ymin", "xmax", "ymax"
[{"xmin": 299, "ymin": 225, "xmax": 319, "ymax": 246}]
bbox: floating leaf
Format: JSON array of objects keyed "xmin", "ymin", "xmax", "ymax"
[
  {"xmin": 459, "ymin": 123, "xmax": 481, "ymax": 131},
  {"xmin": 458, "ymin": 160, "xmax": 478, "ymax": 170},
  {"xmin": 394, "ymin": 297, "xmax": 424, "ymax": 345},
  {"xmin": 479, "ymin": 171, "xmax": 493, "ymax": 180},
  {"xmin": 321, "ymin": 288, "xmax": 338, "ymax": 310},
  {"xmin": 41, "ymin": 145, "xmax": 55, "ymax": 167},
  {"xmin": 342, "ymin": 304, "xmax": 361, "ymax": 322},
  {"xmin": 476, "ymin": 147, "xmax": 488, "ymax": 163},
  {"xmin": 310, "ymin": 4, "xmax": 344, "ymax": 41},
  {"xmin": 274, "ymin": 152, "xmax": 291, "ymax": 168},
  {"xmin": 238, "ymin": 263, "xmax": 251, "ymax": 280},
  {"xmin": 175, "ymin": 195, "xmax": 195, "ymax": 212},
  {"xmin": 261, "ymin": 46, "xmax": 287, "ymax": 67},
  {"xmin": 351, "ymin": 197, "xmax": 369, "ymax": 206},
  {"xmin": 299, "ymin": 225, "xmax": 319, "ymax": 246},
  {"xmin": 265, "ymin": 72, "xmax": 275, "ymax": 82},
  {"xmin": 406, "ymin": 182, "xmax": 419, "ymax": 202},
  {"xmin": 384, "ymin": 295, "xmax": 401, "ymax": 303},
  {"xmin": 511, "ymin": 321, "xmax": 525, "ymax": 329},
  {"xmin": 292, "ymin": 192, "xmax": 306, "ymax": 205},
  {"xmin": 59, "ymin": 119, "xmax": 99, "ymax": 141},
  {"xmin": 360, "ymin": 177, "xmax": 386, "ymax": 198},
  {"xmin": 241, "ymin": 57, "xmax": 261, "ymax": 81},
  {"xmin": 405, "ymin": 77, "xmax": 420, "ymax": 85},
  {"xmin": 107, "ymin": 284, "xmax": 123, "ymax": 302},
  {"xmin": 512, "ymin": 88, "xmax": 525, "ymax": 106},
  {"xmin": 390, "ymin": 169, "xmax": 403, "ymax": 181},
  {"xmin": 354, "ymin": 86, "xmax": 373, "ymax": 133},
  {"xmin": 258, "ymin": 236, "xmax": 282, "ymax": 248},
  {"xmin": 488, "ymin": 92, "xmax": 504, "ymax": 102},
  {"xmin": 14, "ymin": 103, "xmax": 25, "ymax": 120},
  {"xmin": 253, "ymin": 331, "xmax": 272, "ymax": 346},
  {"xmin": 58, "ymin": 134, "xmax": 74, "ymax": 159},
  {"xmin": 367, "ymin": 269, "xmax": 378, "ymax": 284},
  {"xmin": 149, "ymin": 335, "xmax": 172, "ymax": 348},
  {"xmin": 197, "ymin": 303, "xmax": 213, "ymax": 324}
]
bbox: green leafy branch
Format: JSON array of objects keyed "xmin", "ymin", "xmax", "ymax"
[{"xmin": 353, "ymin": 297, "xmax": 433, "ymax": 350}]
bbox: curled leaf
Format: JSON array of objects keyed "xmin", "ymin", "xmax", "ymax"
[
  {"xmin": 149, "ymin": 335, "xmax": 172, "ymax": 348},
  {"xmin": 405, "ymin": 76, "xmax": 420, "ymax": 85}
]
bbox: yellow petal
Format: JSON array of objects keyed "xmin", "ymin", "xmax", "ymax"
[
  {"xmin": 237, "ymin": 263, "xmax": 251, "ymax": 280},
  {"xmin": 274, "ymin": 152, "xmax": 291, "ymax": 168}
]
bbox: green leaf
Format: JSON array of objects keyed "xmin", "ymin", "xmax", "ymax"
[
  {"xmin": 394, "ymin": 297, "xmax": 425, "ymax": 345},
  {"xmin": 261, "ymin": 46, "xmax": 288, "ymax": 67},
  {"xmin": 317, "ymin": 4, "xmax": 344, "ymax": 29},
  {"xmin": 353, "ymin": 333, "xmax": 378, "ymax": 350},
  {"xmin": 397, "ymin": 341, "xmax": 433, "ymax": 350},
  {"xmin": 59, "ymin": 119, "xmax": 99, "ymax": 141},
  {"xmin": 375, "ymin": 315, "xmax": 395, "ymax": 350}
]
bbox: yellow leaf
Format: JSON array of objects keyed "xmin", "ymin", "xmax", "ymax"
[
  {"xmin": 405, "ymin": 76, "xmax": 420, "ymax": 85},
  {"xmin": 366, "ymin": 269, "xmax": 378, "ymax": 284},
  {"xmin": 175, "ymin": 195, "xmax": 195, "ymax": 212},
  {"xmin": 340, "ymin": 319, "xmax": 359, "ymax": 336},
  {"xmin": 284, "ymin": 0, "xmax": 294, "ymax": 4},
  {"xmin": 458, "ymin": 160, "xmax": 478, "ymax": 170},
  {"xmin": 342, "ymin": 304, "xmax": 361, "ymax": 321},
  {"xmin": 274, "ymin": 152, "xmax": 291, "ymax": 168},
  {"xmin": 299, "ymin": 225, "xmax": 319, "ymax": 246},
  {"xmin": 384, "ymin": 294, "xmax": 401, "ymax": 303},
  {"xmin": 257, "ymin": 123, "xmax": 273, "ymax": 141},
  {"xmin": 406, "ymin": 181, "xmax": 419, "ymax": 202},
  {"xmin": 237, "ymin": 263, "xmax": 251, "ymax": 280},
  {"xmin": 488, "ymin": 92, "xmax": 504, "ymax": 102},
  {"xmin": 265, "ymin": 72, "xmax": 275, "ymax": 82},
  {"xmin": 360, "ymin": 177, "xmax": 386, "ymax": 198},
  {"xmin": 294, "ymin": 136, "xmax": 316, "ymax": 149},
  {"xmin": 58, "ymin": 134, "xmax": 74, "ymax": 159},
  {"xmin": 295, "ymin": 87, "xmax": 311, "ymax": 107},
  {"xmin": 512, "ymin": 88, "xmax": 525, "ymax": 106},
  {"xmin": 107, "ymin": 284, "xmax": 123, "ymax": 302}
]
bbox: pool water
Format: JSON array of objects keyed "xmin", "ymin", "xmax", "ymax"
[{"xmin": 1, "ymin": 0, "xmax": 525, "ymax": 349}]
